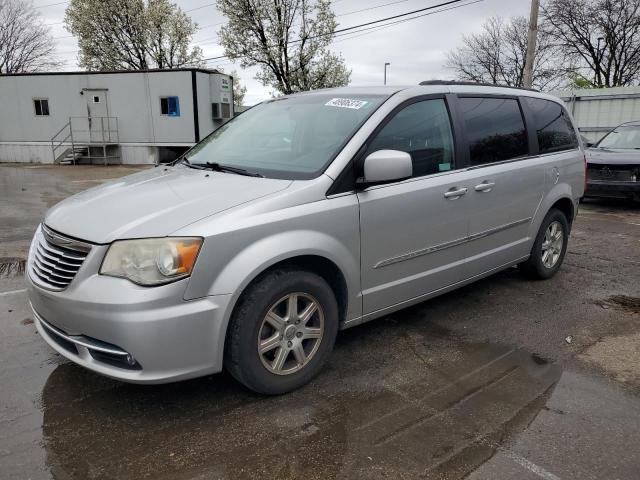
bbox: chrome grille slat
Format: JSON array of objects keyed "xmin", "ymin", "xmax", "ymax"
[
  {"xmin": 36, "ymin": 245, "xmax": 84, "ymax": 267},
  {"xmin": 34, "ymin": 251, "xmax": 78, "ymax": 274},
  {"xmin": 33, "ymin": 258, "xmax": 75, "ymax": 280},
  {"xmin": 38, "ymin": 241, "xmax": 86, "ymax": 260},
  {"xmin": 32, "ymin": 269, "xmax": 68, "ymax": 288},
  {"xmin": 29, "ymin": 226, "xmax": 91, "ymax": 290}
]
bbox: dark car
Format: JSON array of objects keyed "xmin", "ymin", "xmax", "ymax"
[{"xmin": 585, "ymin": 121, "xmax": 640, "ymax": 200}]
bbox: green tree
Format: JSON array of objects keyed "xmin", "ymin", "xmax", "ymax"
[
  {"xmin": 229, "ymin": 70, "xmax": 247, "ymax": 108},
  {"xmin": 65, "ymin": 0, "xmax": 202, "ymax": 71},
  {"xmin": 216, "ymin": 0, "xmax": 350, "ymax": 95}
]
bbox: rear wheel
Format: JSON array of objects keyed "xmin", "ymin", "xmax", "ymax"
[
  {"xmin": 520, "ymin": 209, "xmax": 569, "ymax": 280},
  {"xmin": 225, "ymin": 268, "xmax": 338, "ymax": 395}
]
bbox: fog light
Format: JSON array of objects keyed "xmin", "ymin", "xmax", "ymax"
[{"xmin": 126, "ymin": 354, "xmax": 136, "ymax": 366}]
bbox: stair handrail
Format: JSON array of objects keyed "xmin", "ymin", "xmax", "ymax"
[
  {"xmin": 68, "ymin": 116, "xmax": 119, "ymax": 144},
  {"xmin": 50, "ymin": 119, "xmax": 73, "ymax": 163}
]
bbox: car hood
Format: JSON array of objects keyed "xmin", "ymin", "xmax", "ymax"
[
  {"xmin": 45, "ymin": 166, "xmax": 292, "ymax": 244},
  {"xmin": 586, "ymin": 147, "xmax": 640, "ymax": 165}
]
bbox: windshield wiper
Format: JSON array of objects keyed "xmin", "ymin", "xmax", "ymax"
[{"xmin": 188, "ymin": 161, "xmax": 264, "ymax": 177}]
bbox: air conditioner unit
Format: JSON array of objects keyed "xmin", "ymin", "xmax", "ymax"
[{"xmin": 221, "ymin": 102, "xmax": 231, "ymax": 119}]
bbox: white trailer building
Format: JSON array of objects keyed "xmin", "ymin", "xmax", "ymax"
[{"xmin": 0, "ymin": 68, "xmax": 234, "ymax": 165}]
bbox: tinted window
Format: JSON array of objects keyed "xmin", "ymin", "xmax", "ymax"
[
  {"xmin": 459, "ymin": 97, "xmax": 527, "ymax": 165},
  {"xmin": 366, "ymin": 99, "xmax": 455, "ymax": 177},
  {"xmin": 524, "ymin": 97, "xmax": 577, "ymax": 153}
]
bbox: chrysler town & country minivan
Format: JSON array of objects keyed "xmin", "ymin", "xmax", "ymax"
[{"xmin": 28, "ymin": 82, "xmax": 585, "ymax": 394}]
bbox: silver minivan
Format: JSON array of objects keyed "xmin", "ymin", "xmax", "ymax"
[{"xmin": 28, "ymin": 83, "xmax": 585, "ymax": 394}]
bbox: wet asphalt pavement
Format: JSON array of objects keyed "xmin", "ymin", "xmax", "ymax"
[{"xmin": 1, "ymin": 164, "xmax": 639, "ymax": 479}]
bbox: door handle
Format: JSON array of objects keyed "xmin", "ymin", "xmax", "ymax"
[
  {"xmin": 474, "ymin": 181, "xmax": 495, "ymax": 192},
  {"xmin": 444, "ymin": 187, "xmax": 468, "ymax": 199}
]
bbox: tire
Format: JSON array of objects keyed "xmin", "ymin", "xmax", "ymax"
[
  {"xmin": 224, "ymin": 268, "xmax": 339, "ymax": 395},
  {"xmin": 520, "ymin": 208, "xmax": 569, "ymax": 280}
]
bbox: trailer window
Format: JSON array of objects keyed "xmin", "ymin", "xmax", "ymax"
[
  {"xmin": 160, "ymin": 96, "xmax": 180, "ymax": 117},
  {"xmin": 34, "ymin": 99, "xmax": 50, "ymax": 116}
]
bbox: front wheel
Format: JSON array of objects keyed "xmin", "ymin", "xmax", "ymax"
[
  {"xmin": 520, "ymin": 209, "xmax": 569, "ymax": 280},
  {"xmin": 225, "ymin": 268, "xmax": 339, "ymax": 395}
]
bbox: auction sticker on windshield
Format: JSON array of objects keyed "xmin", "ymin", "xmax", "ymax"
[{"xmin": 325, "ymin": 98, "xmax": 368, "ymax": 109}]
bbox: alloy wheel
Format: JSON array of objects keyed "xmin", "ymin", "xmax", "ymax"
[
  {"xmin": 257, "ymin": 293, "xmax": 324, "ymax": 375},
  {"xmin": 541, "ymin": 220, "xmax": 564, "ymax": 269}
]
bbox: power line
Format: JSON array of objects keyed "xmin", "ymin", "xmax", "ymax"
[
  {"xmin": 186, "ymin": 2, "xmax": 215, "ymax": 12},
  {"xmin": 193, "ymin": 0, "xmax": 420, "ymax": 35},
  {"xmin": 200, "ymin": 0, "xmax": 478, "ymax": 62},
  {"xmin": 335, "ymin": 0, "xmax": 415, "ymax": 17},
  {"xmin": 332, "ymin": 0, "xmax": 483, "ymax": 42},
  {"xmin": 34, "ymin": 0, "xmax": 67, "ymax": 8},
  {"xmin": 202, "ymin": 0, "xmax": 482, "ymax": 63}
]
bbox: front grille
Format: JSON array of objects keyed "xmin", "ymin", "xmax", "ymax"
[
  {"xmin": 30, "ymin": 226, "xmax": 91, "ymax": 290},
  {"xmin": 588, "ymin": 164, "xmax": 638, "ymax": 182}
]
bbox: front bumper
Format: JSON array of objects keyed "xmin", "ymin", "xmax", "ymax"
[
  {"xmin": 585, "ymin": 180, "xmax": 640, "ymax": 199},
  {"xmin": 28, "ymin": 265, "xmax": 232, "ymax": 384}
]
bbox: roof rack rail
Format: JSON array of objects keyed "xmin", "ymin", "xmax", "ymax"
[{"xmin": 418, "ymin": 80, "xmax": 539, "ymax": 92}]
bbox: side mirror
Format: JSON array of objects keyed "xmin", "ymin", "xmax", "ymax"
[
  {"xmin": 361, "ymin": 150, "xmax": 412, "ymax": 184},
  {"xmin": 585, "ymin": 142, "xmax": 594, "ymax": 148}
]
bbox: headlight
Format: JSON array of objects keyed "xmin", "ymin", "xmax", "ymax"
[{"xmin": 100, "ymin": 237, "xmax": 203, "ymax": 286}]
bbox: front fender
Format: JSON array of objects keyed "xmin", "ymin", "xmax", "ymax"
[
  {"xmin": 209, "ymin": 229, "xmax": 360, "ymax": 317},
  {"xmin": 188, "ymin": 229, "xmax": 361, "ymax": 371}
]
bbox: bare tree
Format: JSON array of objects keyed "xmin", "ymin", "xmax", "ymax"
[
  {"xmin": 65, "ymin": 0, "xmax": 202, "ymax": 71},
  {"xmin": 216, "ymin": 0, "xmax": 350, "ymax": 95},
  {"xmin": 0, "ymin": 0, "xmax": 60, "ymax": 74},
  {"xmin": 446, "ymin": 16, "xmax": 563, "ymax": 90},
  {"xmin": 543, "ymin": 0, "xmax": 640, "ymax": 87}
]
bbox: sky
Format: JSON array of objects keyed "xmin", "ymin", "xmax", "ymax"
[{"xmin": 36, "ymin": 0, "xmax": 532, "ymax": 105}]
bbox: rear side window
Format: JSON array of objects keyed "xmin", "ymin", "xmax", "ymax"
[
  {"xmin": 459, "ymin": 97, "xmax": 528, "ymax": 166},
  {"xmin": 366, "ymin": 99, "xmax": 455, "ymax": 177},
  {"xmin": 523, "ymin": 97, "xmax": 578, "ymax": 153}
]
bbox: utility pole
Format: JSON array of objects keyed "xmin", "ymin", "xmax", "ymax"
[
  {"xmin": 384, "ymin": 62, "xmax": 390, "ymax": 85},
  {"xmin": 523, "ymin": 0, "xmax": 540, "ymax": 88}
]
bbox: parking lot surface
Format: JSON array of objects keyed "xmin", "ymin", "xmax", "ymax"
[{"xmin": 1, "ymin": 164, "xmax": 639, "ymax": 479}]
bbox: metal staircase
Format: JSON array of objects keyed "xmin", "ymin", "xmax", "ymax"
[{"xmin": 51, "ymin": 116, "xmax": 120, "ymax": 165}]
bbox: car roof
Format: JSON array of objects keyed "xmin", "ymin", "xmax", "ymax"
[{"xmin": 286, "ymin": 82, "xmax": 564, "ymax": 104}]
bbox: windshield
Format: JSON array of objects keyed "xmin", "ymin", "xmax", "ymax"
[
  {"xmin": 184, "ymin": 94, "xmax": 387, "ymax": 179},
  {"xmin": 597, "ymin": 125, "xmax": 640, "ymax": 149}
]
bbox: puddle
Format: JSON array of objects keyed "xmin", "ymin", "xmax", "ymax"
[
  {"xmin": 37, "ymin": 336, "xmax": 562, "ymax": 479},
  {"xmin": 0, "ymin": 258, "xmax": 25, "ymax": 278},
  {"xmin": 596, "ymin": 295, "xmax": 640, "ymax": 314}
]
